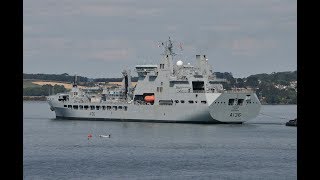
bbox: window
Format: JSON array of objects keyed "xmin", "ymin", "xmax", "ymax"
[
  {"xmin": 79, "ymin": 105, "xmax": 83, "ymax": 110},
  {"xmin": 160, "ymin": 64, "xmax": 164, "ymax": 69},
  {"xmin": 90, "ymin": 106, "xmax": 95, "ymax": 110},
  {"xmin": 73, "ymin": 105, "xmax": 78, "ymax": 110},
  {"xmin": 237, "ymin": 99, "xmax": 244, "ymax": 106},
  {"xmin": 68, "ymin": 105, "xmax": 72, "ymax": 109},
  {"xmin": 192, "ymin": 81, "xmax": 205, "ymax": 92},
  {"xmin": 124, "ymin": 106, "xmax": 128, "ymax": 111},
  {"xmin": 201, "ymin": 101, "xmax": 207, "ymax": 104},
  {"xmin": 118, "ymin": 106, "xmax": 123, "ymax": 110},
  {"xmin": 96, "ymin": 106, "xmax": 100, "ymax": 110},
  {"xmin": 161, "ymin": 82, "xmax": 163, "ymax": 85},
  {"xmin": 102, "ymin": 106, "xmax": 106, "ymax": 110},
  {"xmin": 157, "ymin": 87, "xmax": 163, "ymax": 92},
  {"xmin": 107, "ymin": 106, "xmax": 111, "ymax": 110},
  {"xmin": 64, "ymin": 105, "xmax": 67, "ymax": 107},
  {"xmin": 175, "ymin": 100, "xmax": 179, "ymax": 103},
  {"xmin": 159, "ymin": 100, "xmax": 173, "ymax": 105},
  {"xmin": 188, "ymin": 100, "xmax": 194, "ymax": 104},
  {"xmin": 181, "ymin": 100, "xmax": 185, "ymax": 103},
  {"xmin": 84, "ymin": 105, "xmax": 88, "ymax": 110},
  {"xmin": 113, "ymin": 106, "xmax": 117, "ymax": 110},
  {"xmin": 228, "ymin": 99, "xmax": 235, "ymax": 105}
]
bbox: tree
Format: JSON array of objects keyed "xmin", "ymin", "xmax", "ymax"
[{"xmin": 245, "ymin": 76, "xmax": 259, "ymax": 88}]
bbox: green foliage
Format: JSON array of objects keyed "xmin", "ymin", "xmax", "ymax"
[
  {"xmin": 23, "ymin": 73, "xmax": 139, "ymax": 82},
  {"xmin": 245, "ymin": 76, "xmax": 259, "ymax": 88},
  {"xmin": 23, "ymin": 84, "xmax": 68, "ymax": 96},
  {"xmin": 24, "ymin": 71, "xmax": 296, "ymax": 104},
  {"xmin": 23, "ymin": 73, "xmax": 88, "ymax": 82},
  {"xmin": 216, "ymin": 71, "xmax": 297, "ymax": 104}
]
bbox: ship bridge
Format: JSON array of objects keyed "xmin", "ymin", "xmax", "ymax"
[{"xmin": 135, "ymin": 65, "xmax": 158, "ymax": 76}]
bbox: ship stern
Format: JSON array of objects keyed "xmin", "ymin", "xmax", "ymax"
[{"xmin": 208, "ymin": 92, "xmax": 261, "ymax": 123}]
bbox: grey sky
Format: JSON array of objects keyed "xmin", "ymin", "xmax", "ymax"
[{"xmin": 24, "ymin": 0, "xmax": 296, "ymax": 78}]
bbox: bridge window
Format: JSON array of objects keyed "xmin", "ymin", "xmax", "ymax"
[
  {"xmin": 118, "ymin": 106, "xmax": 123, "ymax": 110},
  {"xmin": 96, "ymin": 106, "xmax": 100, "ymax": 110},
  {"xmin": 73, "ymin": 105, "xmax": 78, "ymax": 110},
  {"xmin": 68, "ymin": 105, "xmax": 72, "ymax": 109},
  {"xmin": 79, "ymin": 105, "xmax": 83, "ymax": 110},
  {"xmin": 201, "ymin": 101, "xmax": 207, "ymax": 104},
  {"xmin": 181, "ymin": 100, "xmax": 185, "ymax": 103},
  {"xmin": 113, "ymin": 106, "xmax": 117, "ymax": 110},
  {"xmin": 90, "ymin": 106, "xmax": 95, "ymax": 110},
  {"xmin": 84, "ymin": 105, "xmax": 88, "ymax": 110},
  {"xmin": 228, "ymin": 99, "xmax": 235, "ymax": 105},
  {"xmin": 107, "ymin": 106, "xmax": 111, "ymax": 110},
  {"xmin": 175, "ymin": 100, "xmax": 179, "ymax": 103},
  {"xmin": 102, "ymin": 106, "xmax": 106, "ymax": 110},
  {"xmin": 188, "ymin": 100, "xmax": 194, "ymax": 104},
  {"xmin": 192, "ymin": 81, "xmax": 205, "ymax": 92},
  {"xmin": 237, "ymin": 99, "xmax": 244, "ymax": 106},
  {"xmin": 64, "ymin": 105, "xmax": 67, "ymax": 107},
  {"xmin": 124, "ymin": 106, "xmax": 128, "ymax": 111}
]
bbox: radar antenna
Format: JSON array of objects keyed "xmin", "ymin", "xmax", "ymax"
[{"xmin": 158, "ymin": 37, "xmax": 177, "ymax": 56}]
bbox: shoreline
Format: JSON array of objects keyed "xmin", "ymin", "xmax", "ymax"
[{"xmin": 23, "ymin": 96, "xmax": 47, "ymax": 101}]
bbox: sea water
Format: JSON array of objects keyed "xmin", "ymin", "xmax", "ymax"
[{"xmin": 23, "ymin": 102, "xmax": 297, "ymax": 180}]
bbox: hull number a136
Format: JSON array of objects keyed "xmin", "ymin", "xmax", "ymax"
[{"xmin": 230, "ymin": 112, "xmax": 241, "ymax": 117}]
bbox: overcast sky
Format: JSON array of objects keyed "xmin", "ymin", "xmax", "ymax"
[{"xmin": 24, "ymin": 0, "xmax": 296, "ymax": 78}]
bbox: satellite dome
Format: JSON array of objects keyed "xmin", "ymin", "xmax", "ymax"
[{"xmin": 176, "ymin": 60, "xmax": 183, "ymax": 66}]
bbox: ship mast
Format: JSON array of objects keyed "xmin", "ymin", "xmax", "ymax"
[
  {"xmin": 73, "ymin": 74, "xmax": 78, "ymax": 87},
  {"xmin": 160, "ymin": 37, "xmax": 176, "ymax": 75}
]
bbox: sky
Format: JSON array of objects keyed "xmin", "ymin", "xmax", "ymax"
[{"xmin": 24, "ymin": 0, "xmax": 296, "ymax": 78}]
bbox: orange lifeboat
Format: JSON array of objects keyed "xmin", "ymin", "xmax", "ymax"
[{"xmin": 144, "ymin": 95, "xmax": 155, "ymax": 103}]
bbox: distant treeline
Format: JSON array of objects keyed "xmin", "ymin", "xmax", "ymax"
[
  {"xmin": 23, "ymin": 71, "xmax": 297, "ymax": 104},
  {"xmin": 23, "ymin": 73, "xmax": 89, "ymax": 82},
  {"xmin": 23, "ymin": 73, "xmax": 139, "ymax": 83},
  {"xmin": 24, "ymin": 84, "xmax": 67, "ymax": 96},
  {"xmin": 214, "ymin": 71, "xmax": 297, "ymax": 104},
  {"xmin": 92, "ymin": 77, "xmax": 139, "ymax": 82}
]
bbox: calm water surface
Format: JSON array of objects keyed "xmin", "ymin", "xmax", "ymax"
[{"xmin": 24, "ymin": 102, "xmax": 297, "ymax": 180}]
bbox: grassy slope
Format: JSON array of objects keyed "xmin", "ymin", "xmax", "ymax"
[{"xmin": 23, "ymin": 79, "xmax": 41, "ymax": 88}]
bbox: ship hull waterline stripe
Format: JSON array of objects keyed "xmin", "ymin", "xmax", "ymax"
[{"xmin": 55, "ymin": 116, "xmax": 243, "ymax": 124}]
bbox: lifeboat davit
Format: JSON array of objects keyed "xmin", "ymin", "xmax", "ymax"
[{"xmin": 144, "ymin": 95, "xmax": 155, "ymax": 103}]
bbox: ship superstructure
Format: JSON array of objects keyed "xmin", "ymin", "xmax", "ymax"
[{"xmin": 47, "ymin": 38, "xmax": 261, "ymax": 123}]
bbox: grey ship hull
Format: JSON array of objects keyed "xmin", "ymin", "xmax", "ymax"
[
  {"xmin": 48, "ymin": 92, "xmax": 261, "ymax": 124},
  {"xmin": 47, "ymin": 38, "xmax": 261, "ymax": 123}
]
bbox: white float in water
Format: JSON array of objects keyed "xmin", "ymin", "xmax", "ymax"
[{"xmin": 99, "ymin": 134, "xmax": 111, "ymax": 138}]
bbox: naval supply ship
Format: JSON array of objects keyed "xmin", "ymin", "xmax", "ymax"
[{"xmin": 47, "ymin": 37, "xmax": 261, "ymax": 123}]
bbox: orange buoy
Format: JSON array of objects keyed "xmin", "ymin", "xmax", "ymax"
[{"xmin": 144, "ymin": 95, "xmax": 155, "ymax": 103}]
